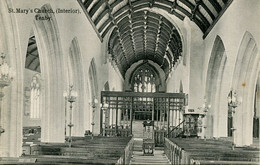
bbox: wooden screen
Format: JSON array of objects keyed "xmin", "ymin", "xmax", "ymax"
[{"xmin": 100, "ymin": 91, "xmax": 187, "ymax": 145}]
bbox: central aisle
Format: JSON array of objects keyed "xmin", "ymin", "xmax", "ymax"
[{"xmin": 129, "ymin": 138, "xmax": 171, "ymax": 164}]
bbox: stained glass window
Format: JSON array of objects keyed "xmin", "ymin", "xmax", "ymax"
[
  {"xmin": 30, "ymin": 74, "xmax": 41, "ymax": 119},
  {"xmin": 131, "ymin": 65, "xmax": 158, "ymax": 93}
]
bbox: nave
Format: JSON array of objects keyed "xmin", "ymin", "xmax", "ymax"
[{"xmin": 0, "ymin": 0, "xmax": 260, "ymax": 164}]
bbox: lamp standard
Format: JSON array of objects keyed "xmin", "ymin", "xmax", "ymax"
[
  {"xmin": 0, "ymin": 54, "xmax": 15, "ymax": 136},
  {"xmin": 63, "ymin": 85, "xmax": 77, "ymax": 148},
  {"xmin": 200, "ymin": 101, "xmax": 211, "ymax": 140},
  {"xmin": 227, "ymin": 89, "xmax": 241, "ymax": 150},
  {"xmin": 89, "ymin": 97, "xmax": 98, "ymax": 139}
]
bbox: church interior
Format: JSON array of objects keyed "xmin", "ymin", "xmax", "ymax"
[{"xmin": 0, "ymin": 0, "xmax": 259, "ymax": 164}]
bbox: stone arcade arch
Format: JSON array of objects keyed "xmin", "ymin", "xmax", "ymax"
[
  {"xmin": 124, "ymin": 60, "xmax": 166, "ymax": 92},
  {"xmin": 67, "ymin": 37, "xmax": 86, "ymax": 136},
  {"xmin": 88, "ymin": 58, "xmax": 99, "ymax": 134},
  {"xmin": 205, "ymin": 35, "xmax": 227, "ymax": 138},
  {"xmin": 232, "ymin": 31, "xmax": 260, "ymax": 146},
  {"xmin": 0, "ymin": 1, "xmax": 66, "ymax": 156},
  {"xmin": 33, "ymin": 4, "xmax": 66, "ymax": 143},
  {"xmin": 0, "ymin": 0, "xmax": 24, "ymax": 157}
]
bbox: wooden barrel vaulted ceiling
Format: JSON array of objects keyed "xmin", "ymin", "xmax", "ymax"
[
  {"xmin": 25, "ymin": 35, "xmax": 41, "ymax": 73},
  {"xmin": 79, "ymin": 0, "xmax": 232, "ymax": 78}
]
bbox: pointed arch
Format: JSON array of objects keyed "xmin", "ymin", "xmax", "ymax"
[
  {"xmin": 104, "ymin": 81, "xmax": 110, "ymax": 91},
  {"xmin": 67, "ymin": 37, "xmax": 86, "ymax": 136},
  {"xmin": 179, "ymin": 80, "xmax": 183, "ymax": 93},
  {"xmin": 205, "ymin": 35, "xmax": 227, "ymax": 138},
  {"xmin": 124, "ymin": 60, "xmax": 166, "ymax": 92},
  {"xmin": 232, "ymin": 31, "xmax": 259, "ymax": 146},
  {"xmin": 88, "ymin": 58, "xmax": 98, "ymax": 99},
  {"xmin": 33, "ymin": 3, "xmax": 65, "ymax": 142},
  {"xmin": 88, "ymin": 58, "xmax": 99, "ymax": 134},
  {"xmin": 0, "ymin": 0, "xmax": 24, "ymax": 156}
]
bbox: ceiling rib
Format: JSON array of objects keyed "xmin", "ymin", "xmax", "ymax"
[
  {"xmin": 208, "ymin": 0, "xmax": 222, "ymax": 13},
  {"xmin": 78, "ymin": 0, "xmax": 232, "ymax": 78}
]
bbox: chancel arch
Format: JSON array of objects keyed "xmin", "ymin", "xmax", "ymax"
[
  {"xmin": 205, "ymin": 35, "xmax": 227, "ymax": 138},
  {"xmin": 124, "ymin": 60, "xmax": 166, "ymax": 92},
  {"xmin": 131, "ymin": 63, "xmax": 158, "ymax": 93},
  {"xmin": 232, "ymin": 31, "xmax": 260, "ymax": 146}
]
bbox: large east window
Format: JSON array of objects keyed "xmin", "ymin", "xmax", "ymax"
[{"xmin": 131, "ymin": 65, "xmax": 158, "ymax": 93}]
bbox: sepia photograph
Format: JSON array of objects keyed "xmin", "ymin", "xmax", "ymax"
[{"xmin": 0, "ymin": 0, "xmax": 259, "ymax": 164}]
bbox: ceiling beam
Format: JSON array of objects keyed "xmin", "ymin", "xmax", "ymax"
[
  {"xmin": 77, "ymin": 0, "xmax": 103, "ymax": 42},
  {"xmin": 27, "ymin": 56, "xmax": 39, "ymax": 69},
  {"xmin": 156, "ymin": 0, "xmax": 209, "ymax": 28},
  {"xmin": 29, "ymin": 46, "xmax": 38, "ymax": 54},
  {"xmin": 99, "ymin": 0, "xmax": 200, "ymax": 38},
  {"xmin": 200, "ymin": 2, "xmax": 215, "ymax": 21},
  {"xmin": 89, "ymin": 0, "xmax": 106, "ymax": 17},
  {"xmin": 83, "ymin": 0, "xmax": 93, "ymax": 10},
  {"xmin": 203, "ymin": 0, "xmax": 233, "ymax": 39},
  {"xmin": 106, "ymin": 1, "xmax": 131, "ymax": 69},
  {"xmin": 208, "ymin": 0, "xmax": 222, "ymax": 13}
]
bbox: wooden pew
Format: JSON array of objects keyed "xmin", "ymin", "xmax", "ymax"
[
  {"xmin": 23, "ymin": 137, "xmax": 133, "ymax": 165},
  {"xmin": 164, "ymin": 138, "xmax": 260, "ymax": 165}
]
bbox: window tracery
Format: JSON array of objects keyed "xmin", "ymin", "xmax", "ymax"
[{"xmin": 132, "ymin": 66, "xmax": 157, "ymax": 93}]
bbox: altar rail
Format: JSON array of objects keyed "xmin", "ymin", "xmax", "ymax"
[{"xmin": 116, "ymin": 137, "xmax": 134, "ymax": 165}]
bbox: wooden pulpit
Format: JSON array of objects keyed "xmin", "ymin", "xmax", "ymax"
[
  {"xmin": 183, "ymin": 114, "xmax": 203, "ymax": 137},
  {"xmin": 142, "ymin": 120, "xmax": 155, "ymax": 156}
]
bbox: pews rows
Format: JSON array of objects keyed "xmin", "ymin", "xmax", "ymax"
[
  {"xmin": 19, "ymin": 137, "xmax": 133, "ymax": 164},
  {"xmin": 165, "ymin": 138, "xmax": 260, "ymax": 164}
]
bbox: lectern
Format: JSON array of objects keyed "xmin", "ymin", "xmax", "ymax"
[{"xmin": 142, "ymin": 120, "xmax": 155, "ymax": 156}]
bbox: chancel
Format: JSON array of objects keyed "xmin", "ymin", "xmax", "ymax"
[{"xmin": 0, "ymin": 0, "xmax": 259, "ymax": 164}]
